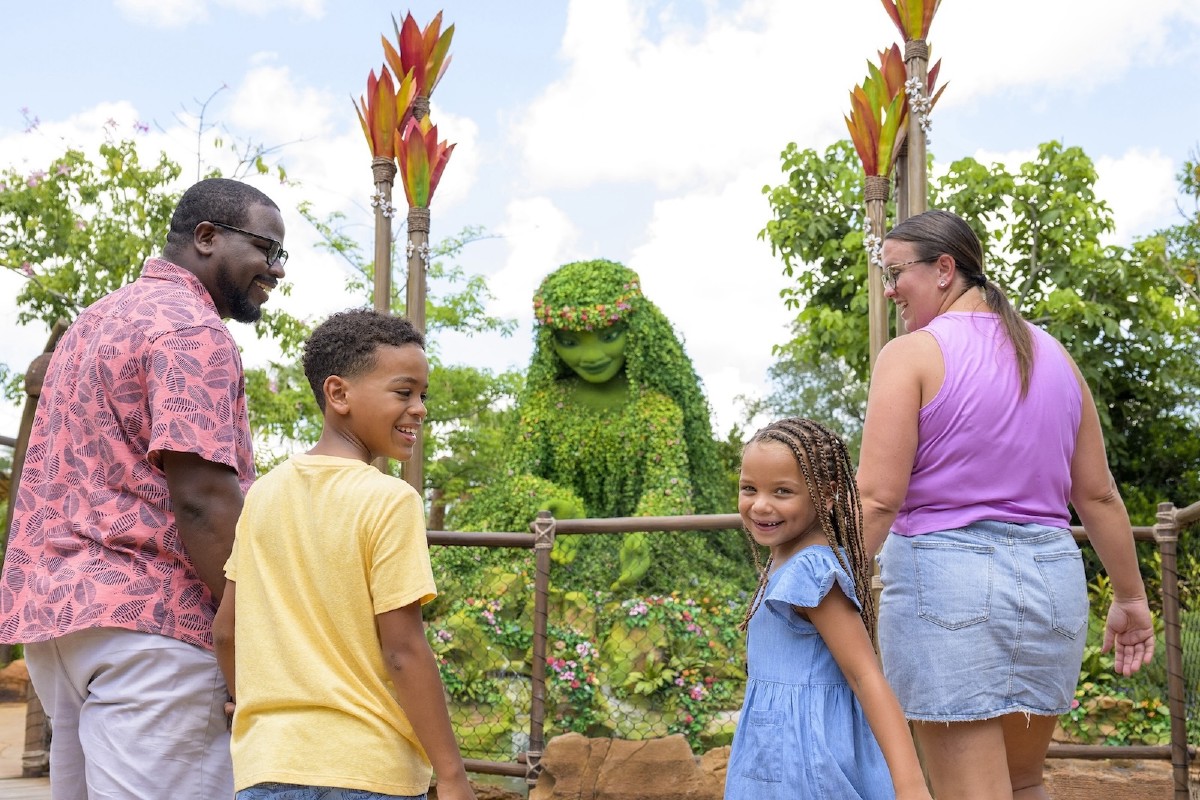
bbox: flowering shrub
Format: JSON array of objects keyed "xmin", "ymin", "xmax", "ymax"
[
  {"xmin": 598, "ymin": 592, "xmax": 744, "ymax": 748},
  {"xmin": 545, "ymin": 626, "xmax": 605, "ymax": 735},
  {"xmin": 1057, "ymin": 641, "xmax": 1171, "ymax": 746}
]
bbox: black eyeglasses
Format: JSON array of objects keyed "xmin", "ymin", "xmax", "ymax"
[{"xmin": 210, "ymin": 222, "xmax": 288, "ymax": 268}]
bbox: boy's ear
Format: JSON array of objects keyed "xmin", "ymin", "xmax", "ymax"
[{"xmin": 323, "ymin": 375, "xmax": 351, "ymax": 415}]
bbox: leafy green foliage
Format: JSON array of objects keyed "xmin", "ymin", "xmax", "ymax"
[
  {"xmin": 0, "ymin": 140, "xmax": 180, "ymax": 331},
  {"xmin": 291, "ymin": 202, "xmax": 521, "ymax": 512},
  {"xmin": 759, "ymin": 139, "xmax": 1200, "ymax": 524}
]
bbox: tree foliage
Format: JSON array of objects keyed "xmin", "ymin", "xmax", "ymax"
[
  {"xmin": 759, "ymin": 140, "xmax": 1200, "ymax": 522},
  {"xmin": 0, "ymin": 136, "xmax": 522, "ymax": 520}
]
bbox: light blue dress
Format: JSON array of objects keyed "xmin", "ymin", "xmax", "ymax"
[{"xmin": 724, "ymin": 546, "xmax": 895, "ymax": 799}]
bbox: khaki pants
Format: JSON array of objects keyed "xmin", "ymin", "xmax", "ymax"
[{"xmin": 25, "ymin": 627, "xmax": 232, "ymax": 800}]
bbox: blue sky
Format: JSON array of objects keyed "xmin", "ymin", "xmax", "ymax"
[{"xmin": 3, "ymin": 0, "xmax": 1199, "ymax": 440}]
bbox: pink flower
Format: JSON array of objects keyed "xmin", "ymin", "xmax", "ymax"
[
  {"xmin": 27, "ymin": 170, "xmax": 45, "ymax": 188},
  {"xmin": 20, "ymin": 262, "xmax": 34, "ymax": 277}
]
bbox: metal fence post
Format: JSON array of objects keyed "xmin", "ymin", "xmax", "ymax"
[
  {"xmin": 1155, "ymin": 502, "xmax": 1189, "ymax": 800},
  {"xmin": 526, "ymin": 510, "xmax": 555, "ymax": 785}
]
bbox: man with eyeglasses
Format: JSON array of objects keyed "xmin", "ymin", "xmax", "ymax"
[{"xmin": 0, "ymin": 177, "xmax": 287, "ymax": 799}]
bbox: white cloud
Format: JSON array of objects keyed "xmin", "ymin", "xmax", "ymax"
[
  {"xmin": 1095, "ymin": 148, "xmax": 1179, "ymax": 244},
  {"xmin": 114, "ymin": 0, "xmax": 207, "ymax": 27},
  {"xmin": 488, "ymin": 197, "xmax": 583, "ymax": 320},
  {"xmin": 114, "ymin": 0, "xmax": 325, "ymax": 28},
  {"xmin": 516, "ymin": 0, "xmax": 895, "ymax": 191},
  {"xmin": 227, "ymin": 64, "xmax": 339, "ymax": 143},
  {"xmin": 931, "ymin": 0, "xmax": 1195, "ymax": 99},
  {"xmin": 626, "ymin": 160, "xmax": 793, "ymax": 436}
]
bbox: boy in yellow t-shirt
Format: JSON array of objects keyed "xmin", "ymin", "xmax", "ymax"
[{"xmin": 214, "ymin": 309, "xmax": 475, "ymax": 800}]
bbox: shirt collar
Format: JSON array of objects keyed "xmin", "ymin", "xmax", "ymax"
[{"xmin": 141, "ymin": 257, "xmax": 220, "ymax": 317}]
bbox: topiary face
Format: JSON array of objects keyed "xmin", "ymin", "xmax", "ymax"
[{"xmin": 550, "ymin": 322, "xmax": 629, "ymax": 384}]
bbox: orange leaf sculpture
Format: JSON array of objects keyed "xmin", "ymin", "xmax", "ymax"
[
  {"xmin": 845, "ymin": 45, "xmax": 946, "ymax": 176},
  {"xmin": 353, "ymin": 65, "xmax": 416, "ymax": 160},
  {"xmin": 395, "ymin": 116, "xmax": 455, "ymax": 208},
  {"xmin": 880, "ymin": 0, "xmax": 942, "ymax": 41},
  {"xmin": 383, "ymin": 11, "xmax": 454, "ymax": 100}
]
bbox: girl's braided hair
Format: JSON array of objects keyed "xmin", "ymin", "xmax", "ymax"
[{"xmin": 737, "ymin": 418, "xmax": 876, "ymax": 641}]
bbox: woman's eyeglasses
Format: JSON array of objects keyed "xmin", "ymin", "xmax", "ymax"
[{"xmin": 880, "ymin": 258, "xmax": 933, "ymax": 290}]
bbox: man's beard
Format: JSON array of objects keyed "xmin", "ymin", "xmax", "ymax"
[{"xmin": 216, "ymin": 269, "xmax": 262, "ymax": 324}]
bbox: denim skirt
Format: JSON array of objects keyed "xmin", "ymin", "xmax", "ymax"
[{"xmin": 877, "ymin": 521, "xmax": 1089, "ymax": 722}]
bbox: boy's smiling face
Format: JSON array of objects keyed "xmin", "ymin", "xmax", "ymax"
[{"xmin": 341, "ymin": 343, "xmax": 429, "ymax": 463}]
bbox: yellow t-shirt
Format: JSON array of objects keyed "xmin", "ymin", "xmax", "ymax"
[{"xmin": 224, "ymin": 454, "xmax": 436, "ymax": 794}]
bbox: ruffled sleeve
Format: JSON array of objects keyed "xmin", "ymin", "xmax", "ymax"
[{"xmin": 764, "ymin": 547, "xmax": 862, "ymax": 618}]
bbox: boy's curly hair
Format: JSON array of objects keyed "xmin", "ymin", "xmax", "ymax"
[{"xmin": 302, "ymin": 309, "xmax": 425, "ymax": 411}]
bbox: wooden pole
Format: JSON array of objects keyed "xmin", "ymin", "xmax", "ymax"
[
  {"xmin": 1155, "ymin": 503, "xmax": 1191, "ymax": 800},
  {"xmin": 865, "ymin": 175, "xmax": 892, "ymax": 370},
  {"xmin": 370, "ymin": 157, "xmax": 399, "ymax": 476},
  {"xmin": 526, "ymin": 511, "xmax": 555, "ymax": 785},
  {"xmin": 400, "ymin": 94, "xmax": 431, "ymax": 496},
  {"xmin": 403, "ymin": 206, "xmax": 430, "ymax": 495},
  {"xmin": 903, "ymin": 39, "xmax": 930, "ymax": 217}
]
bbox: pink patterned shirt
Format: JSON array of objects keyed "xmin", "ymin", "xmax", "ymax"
[{"xmin": 0, "ymin": 258, "xmax": 255, "ymax": 650}]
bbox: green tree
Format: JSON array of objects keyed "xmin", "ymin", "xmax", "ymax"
[
  {"xmin": 739, "ymin": 320, "xmax": 868, "ymax": 459},
  {"xmin": 0, "ymin": 137, "xmax": 521, "ymax": 522},
  {"xmin": 759, "ymin": 140, "xmax": 1200, "ymax": 523},
  {"xmin": 274, "ymin": 204, "xmax": 520, "ymax": 514}
]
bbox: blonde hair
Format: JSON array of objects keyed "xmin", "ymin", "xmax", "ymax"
[{"xmin": 737, "ymin": 418, "xmax": 875, "ymax": 641}]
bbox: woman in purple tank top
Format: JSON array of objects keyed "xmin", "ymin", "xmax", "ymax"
[{"xmin": 856, "ymin": 210, "xmax": 1154, "ymax": 800}]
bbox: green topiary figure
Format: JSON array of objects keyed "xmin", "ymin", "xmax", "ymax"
[{"xmin": 451, "ymin": 259, "xmax": 741, "ymax": 591}]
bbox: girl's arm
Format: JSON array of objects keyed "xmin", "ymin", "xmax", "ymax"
[
  {"xmin": 377, "ymin": 602, "xmax": 477, "ymax": 800},
  {"xmin": 806, "ymin": 590, "xmax": 932, "ymax": 800}
]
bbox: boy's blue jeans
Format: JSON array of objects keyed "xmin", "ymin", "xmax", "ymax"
[{"xmin": 236, "ymin": 783, "xmax": 427, "ymax": 800}]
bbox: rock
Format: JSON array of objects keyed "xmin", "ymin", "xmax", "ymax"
[
  {"xmin": 430, "ymin": 780, "xmax": 523, "ymax": 800},
  {"xmin": 1043, "ymin": 757, "xmax": 1175, "ymax": 800},
  {"xmin": 530, "ymin": 733, "xmax": 725, "ymax": 800},
  {"xmin": 0, "ymin": 659, "xmax": 29, "ymax": 702}
]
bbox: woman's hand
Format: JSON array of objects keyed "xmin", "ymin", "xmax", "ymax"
[{"xmin": 1102, "ymin": 597, "xmax": 1155, "ymax": 676}]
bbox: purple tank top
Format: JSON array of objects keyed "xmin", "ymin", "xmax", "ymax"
[{"xmin": 893, "ymin": 313, "xmax": 1082, "ymax": 536}]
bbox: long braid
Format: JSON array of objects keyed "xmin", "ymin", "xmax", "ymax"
[{"xmin": 737, "ymin": 418, "xmax": 876, "ymax": 641}]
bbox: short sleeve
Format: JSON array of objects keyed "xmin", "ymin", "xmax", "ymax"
[
  {"xmin": 223, "ymin": 533, "xmax": 241, "ymax": 582},
  {"xmin": 368, "ymin": 484, "xmax": 437, "ymax": 614},
  {"xmin": 764, "ymin": 547, "xmax": 861, "ymax": 617},
  {"xmin": 146, "ymin": 324, "xmax": 246, "ymax": 472}
]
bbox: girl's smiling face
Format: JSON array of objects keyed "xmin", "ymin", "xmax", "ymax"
[{"xmin": 738, "ymin": 440, "xmax": 822, "ymax": 563}]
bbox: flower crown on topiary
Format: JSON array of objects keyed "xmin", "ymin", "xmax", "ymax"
[
  {"xmin": 531, "ymin": 259, "xmax": 645, "ymax": 331},
  {"xmin": 532, "ymin": 282, "xmax": 641, "ymax": 331}
]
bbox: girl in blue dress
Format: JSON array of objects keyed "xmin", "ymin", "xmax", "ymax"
[{"xmin": 724, "ymin": 418, "xmax": 930, "ymax": 800}]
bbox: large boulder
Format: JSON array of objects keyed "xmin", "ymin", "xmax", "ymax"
[{"xmin": 530, "ymin": 733, "xmax": 727, "ymax": 800}]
